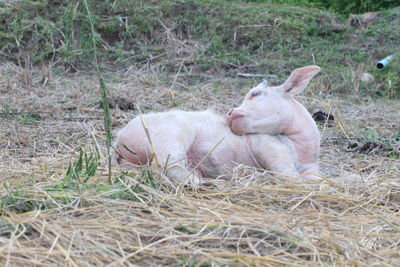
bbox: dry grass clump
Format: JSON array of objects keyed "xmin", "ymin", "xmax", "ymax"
[
  {"xmin": 1, "ymin": 172, "xmax": 399, "ymax": 266},
  {"xmin": 1, "ymin": 62, "xmax": 399, "ymax": 266}
]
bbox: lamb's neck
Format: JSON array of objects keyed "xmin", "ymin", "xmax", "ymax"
[
  {"xmin": 242, "ymin": 135, "xmax": 263, "ymax": 169},
  {"xmin": 283, "ymin": 100, "xmax": 320, "ymax": 164}
]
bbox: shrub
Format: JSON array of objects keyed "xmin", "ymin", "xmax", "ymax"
[{"xmin": 233, "ymin": 0, "xmax": 399, "ymax": 15}]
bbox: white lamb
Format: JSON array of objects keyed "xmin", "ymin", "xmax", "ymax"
[{"xmin": 112, "ymin": 66, "xmax": 322, "ymax": 183}]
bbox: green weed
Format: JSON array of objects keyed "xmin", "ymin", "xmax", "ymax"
[
  {"xmin": 64, "ymin": 147, "xmax": 100, "ymax": 190},
  {"xmin": 349, "ymin": 127, "xmax": 400, "ymax": 158},
  {"xmin": 18, "ymin": 113, "xmax": 42, "ymax": 125},
  {"xmin": 172, "ymin": 256, "xmax": 214, "ymax": 267},
  {"xmin": 0, "ymin": 189, "xmax": 38, "ymax": 213},
  {"xmin": 81, "ymin": 0, "xmax": 113, "ymax": 182},
  {"xmin": 137, "ymin": 168, "xmax": 158, "ymax": 190}
]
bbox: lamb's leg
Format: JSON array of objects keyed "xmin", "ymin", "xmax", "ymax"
[
  {"xmin": 154, "ymin": 151, "xmax": 203, "ymax": 185},
  {"xmin": 298, "ymin": 163, "xmax": 322, "ymax": 181},
  {"xmin": 145, "ymin": 137, "xmax": 203, "ymax": 185},
  {"xmin": 112, "ymin": 118, "xmax": 203, "ymax": 185},
  {"xmin": 258, "ymin": 145, "xmax": 322, "ymax": 181},
  {"xmin": 263, "ymin": 156, "xmax": 299, "ymax": 178},
  {"xmin": 250, "ymin": 135, "xmax": 299, "ymax": 178}
]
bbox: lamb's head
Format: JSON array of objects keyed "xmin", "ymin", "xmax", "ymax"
[{"xmin": 226, "ymin": 66, "xmax": 321, "ymax": 136}]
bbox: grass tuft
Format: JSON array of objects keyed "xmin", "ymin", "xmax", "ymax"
[{"xmin": 82, "ymin": 0, "xmax": 113, "ymax": 182}]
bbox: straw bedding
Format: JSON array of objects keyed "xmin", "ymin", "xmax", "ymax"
[{"xmin": 0, "ymin": 63, "xmax": 399, "ymax": 266}]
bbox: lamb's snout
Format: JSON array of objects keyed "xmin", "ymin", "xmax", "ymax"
[
  {"xmin": 226, "ymin": 108, "xmax": 244, "ymax": 126},
  {"xmin": 226, "ymin": 108, "xmax": 247, "ymax": 135}
]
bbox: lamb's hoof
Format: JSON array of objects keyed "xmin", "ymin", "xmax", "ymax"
[
  {"xmin": 183, "ymin": 174, "xmax": 203, "ymax": 185},
  {"xmin": 301, "ymin": 173, "xmax": 323, "ymax": 182},
  {"xmin": 200, "ymin": 181, "xmax": 215, "ymax": 187},
  {"xmin": 182, "ymin": 177, "xmax": 216, "ymax": 189}
]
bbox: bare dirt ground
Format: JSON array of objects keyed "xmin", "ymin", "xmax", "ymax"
[{"xmin": 0, "ymin": 62, "xmax": 399, "ymax": 266}]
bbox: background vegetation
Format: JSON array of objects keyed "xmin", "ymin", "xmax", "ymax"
[
  {"xmin": 241, "ymin": 0, "xmax": 400, "ymax": 15},
  {"xmin": 0, "ymin": 0, "xmax": 399, "ymax": 97}
]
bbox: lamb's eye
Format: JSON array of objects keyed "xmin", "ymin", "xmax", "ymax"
[{"xmin": 251, "ymin": 91, "xmax": 261, "ymax": 98}]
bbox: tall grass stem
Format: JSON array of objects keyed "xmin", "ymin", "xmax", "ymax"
[{"xmin": 83, "ymin": 0, "xmax": 112, "ymax": 183}]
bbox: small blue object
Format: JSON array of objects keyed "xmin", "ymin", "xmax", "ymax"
[{"xmin": 376, "ymin": 55, "xmax": 393, "ymax": 69}]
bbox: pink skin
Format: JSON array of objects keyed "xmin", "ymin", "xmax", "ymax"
[
  {"xmin": 112, "ymin": 66, "xmax": 322, "ymax": 184},
  {"xmin": 113, "ymin": 110, "xmax": 270, "ymax": 184},
  {"xmin": 226, "ymin": 65, "xmax": 321, "ymax": 180}
]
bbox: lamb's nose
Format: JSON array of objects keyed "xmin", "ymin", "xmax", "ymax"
[
  {"xmin": 226, "ymin": 108, "xmax": 245, "ymax": 127},
  {"xmin": 226, "ymin": 109, "xmax": 235, "ymax": 127},
  {"xmin": 229, "ymin": 109, "xmax": 245, "ymax": 120}
]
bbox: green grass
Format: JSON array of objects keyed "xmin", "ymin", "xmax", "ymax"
[
  {"xmin": 0, "ymin": 167, "xmax": 159, "ymax": 215},
  {"xmin": 64, "ymin": 147, "xmax": 100, "ymax": 189},
  {"xmin": 0, "ymin": 0, "xmax": 399, "ymax": 96},
  {"xmin": 18, "ymin": 113, "xmax": 42, "ymax": 125},
  {"xmin": 1, "ymin": 142, "xmax": 159, "ymax": 215}
]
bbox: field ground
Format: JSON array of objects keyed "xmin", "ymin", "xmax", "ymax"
[{"xmin": 0, "ymin": 62, "xmax": 399, "ymax": 266}]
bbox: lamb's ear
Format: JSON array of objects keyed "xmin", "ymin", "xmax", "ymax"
[{"xmin": 281, "ymin": 65, "xmax": 321, "ymax": 95}]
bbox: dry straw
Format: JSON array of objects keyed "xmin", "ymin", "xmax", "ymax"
[{"xmin": 0, "ymin": 59, "xmax": 399, "ymax": 265}]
